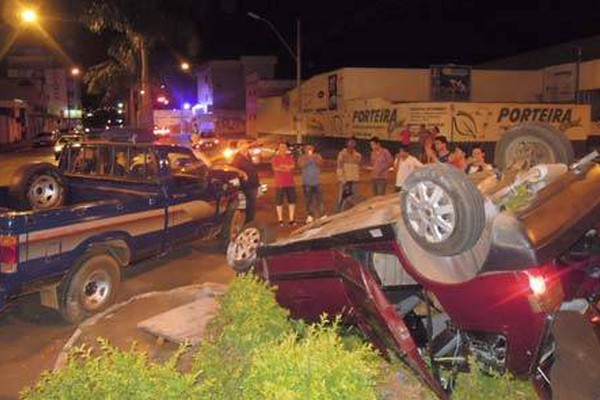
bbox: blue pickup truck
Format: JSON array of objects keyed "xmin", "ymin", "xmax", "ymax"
[{"xmin": 0, "ymin": 132, "xmax": 247, "ymax": 323}]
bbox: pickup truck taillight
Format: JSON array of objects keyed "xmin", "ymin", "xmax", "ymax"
[{"xmin": 0, "ymin": 235, "xmax": 18, "ymax": 274}]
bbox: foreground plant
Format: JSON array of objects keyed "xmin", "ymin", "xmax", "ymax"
[
  {"xmin": 241, "ymin": 320, "xmax": 383, "ymax": 400},
  {"xmin": 21, "ymin": 340, "xmax": 196, "ymax": 400},
  {"xmin": 21, "ymin": 274, "xmax": 537, "ymax": 400}
]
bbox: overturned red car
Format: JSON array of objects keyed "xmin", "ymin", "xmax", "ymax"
[{"xmin": 227, "ymin": 128, "xmax": 600, "ymax": 399}]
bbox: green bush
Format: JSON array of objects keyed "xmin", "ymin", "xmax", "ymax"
[
  {"xmin": 21, "ymin": 340, "xmax": 196, "ymax": 400},
  {"xmin": 241, "ymin": 320, "xmax": 383, "ymax": 400},
  {"xmin": 192, "ymin": 274, "xmax": 295, "ymax": 399},
  {"xmin": 452, "ymin": 362, "xmax": 537, "ymax": 400},
  {"xmin": 21, "ymin": 273, "xmax": 538, "ymax": 400}
]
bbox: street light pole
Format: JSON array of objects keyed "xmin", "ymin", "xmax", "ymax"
[
  {"xmin": 248, "ymin": 12, "xmax": 302, "ymax": 143},
  {"xmin": 66, "ymin": 76, "xmax": 71, "ymax": 129},
  {"xmin": 295, "ymin": 18, "xmax": 302, "ymax": 144},
  {"xmin": 67, "ymin": 67, "xmax": 80, "ymax": 129}
]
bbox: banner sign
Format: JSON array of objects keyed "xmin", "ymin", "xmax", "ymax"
[{"xmin": 302, "ymin": 100, "xmax": 590, "ymax": 142}]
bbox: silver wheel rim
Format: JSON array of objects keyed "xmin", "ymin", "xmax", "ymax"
[
  {"xmin": 226, "ymin": 227, "xmax": 261, "ymax": 266},
  {"xmin": 28, "ymin": 174, "xmax": 61, "ymax": 209},
  {"xmin": 504, "ymin": 136, "xmax": 556, "ymax": 168},
  {"xmin": 405, "ymin": 181, "xmax": 456, "ymax": 244},
  {"xmin": 81, "ymin": 270, "xmax": 112, "ymax": 311}
]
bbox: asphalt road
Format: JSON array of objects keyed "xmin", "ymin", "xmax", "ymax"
[{"xmin": 0, "ymin": 145, "xmax": 380, "ymax": 399}]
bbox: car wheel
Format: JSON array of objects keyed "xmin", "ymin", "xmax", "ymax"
[
  {"xmin": 226, "ymin": 222, "xmax": 273, "ymax": 273},
  {"xmin": 340, "ymin": 193, "xmax": 366, "ymax": 212},
  {"xmin": 59, "ymin": 252, "xmax": 121, "ymax": 324},
  {"xmin": 401, "ymin": 164, "xmax": 485, "ymax": 256},
  {"xmin": 10, "ymin": 164, "xmax": 66, "ymax": 210},
  {"xmin": 494, "ymin": 123, "xmax": 574, "ymax": 171}
]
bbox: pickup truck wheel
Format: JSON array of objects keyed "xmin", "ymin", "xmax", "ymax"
[
  {"xmin": 226, "ymin": 222, "xmax": 273, "ymax": 273},
  {"xmin": 10, "ymin": 164, "xmax": 66, "ymax": 210},
  {"xmin": 401, "ymin": 164, "xmax": 485, "ymax": 256},
  {"xmin": 494, "ymin": 123, "xmax": 574, "ymax": 171},
  {"xmin": 59, "ymin": 252, "xmax": 120, "ymax": 324}
]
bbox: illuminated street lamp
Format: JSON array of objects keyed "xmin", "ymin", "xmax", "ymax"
[
  {"xmin": 180, "ymin": 62, "xmax": 190, "ymax": 71},
  {"xmin": 70, "ymin": 67, "xmax": 80, "ymax": 76},
  {"xmin": 20, "ymin": 9, "xmax": 38, "ymax": 23}
]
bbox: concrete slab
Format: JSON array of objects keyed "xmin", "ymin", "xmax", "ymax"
[{"xmin": 137, "ymin": 297, "xmax": 220, "ymax": 345}]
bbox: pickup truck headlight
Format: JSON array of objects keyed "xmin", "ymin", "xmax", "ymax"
[{"xmin": 223, "ymin": 148, "xmax": 236, "ymax": 160}]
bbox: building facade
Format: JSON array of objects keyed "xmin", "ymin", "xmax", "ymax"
[
  {"xmin": 251, "ymin": 66, "xmax": 548, "ymax": 138},
  {"xmin": 194, "ymin": 56, "xmax": 279, "ymax": 135},
  {"xmin": 3, "ymin": 45, "xmax": 82, "ymax": 139}
]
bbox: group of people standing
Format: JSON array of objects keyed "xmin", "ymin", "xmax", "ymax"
[
  {"xmin": 231, "ymin": 132, "xmax": 492, "ymax": 229},
  {"xmin": 336, "ymin": 132, "xmax": 493, "ymax": 203},
  {"xmin": 231, "ymin": 140, "xmax": 327, "ymax": 228},
  {"xmin": 422, "ymin": 134, "xmax": 493, "ymax": 175}
]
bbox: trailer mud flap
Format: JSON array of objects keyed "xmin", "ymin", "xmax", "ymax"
[{"xmin": 550, "ymin": 310, "xmax": 600, "ymax": 400}]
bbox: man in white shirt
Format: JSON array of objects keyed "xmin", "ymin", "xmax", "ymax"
[
  {"xmin": 394, "ymin": 145, "xmax": 422, "ymax": 191},
  {"xmin": 336, "ymin": 137, "xmax": 362, "ymax": 210}
]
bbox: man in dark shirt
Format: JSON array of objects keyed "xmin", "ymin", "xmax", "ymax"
[{"xmin": 232, "ymin": 141, "xmax": 260, "ymax": 222}]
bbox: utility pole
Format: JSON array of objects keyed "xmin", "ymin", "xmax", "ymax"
[
  {"xmin": 295, "ymin": 18, "xmax": 302, "ymax": 144},
  {"xmin": 575, "ymin": 46, "xmax": 582, "ymax": 104},
  {"xmin": 66, "ymin": 74, "xmax": 71, "ymax": 129},
  {"xmin": 247, "ymin": 12, "xmax": 303, "ymax": 143},
  {"xmin": 139, "ymin": 35, "xmax": 153, "ymax": 129}
]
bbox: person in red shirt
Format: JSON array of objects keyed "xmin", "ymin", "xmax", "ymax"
[{"xmin": 272, "ymin": 142, "xmax": 297, "ymax": 226}]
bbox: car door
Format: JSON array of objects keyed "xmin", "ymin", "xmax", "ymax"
[
  {"xmin": 265, "ymin": 244, "xmax": 446, "ymax": 398},
  {"xmin": 334, "ymin": 250, "xmax": 447, "ymax": 398},
  {"xmin": 160, "ymin": 148, "xmax": 217, "ymax": 244},
  {"xmin": 62, "ymin": 144, "xmax": 167, "ymax": 259}
]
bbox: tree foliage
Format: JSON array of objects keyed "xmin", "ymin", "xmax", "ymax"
[{"xmin": 79, "ymin": 0, "xmax": 199, "ymax": 104}]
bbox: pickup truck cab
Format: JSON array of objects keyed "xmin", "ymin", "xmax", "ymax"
[{"xmin": 0, "ymin": 131, "xmax": 246, "ymax": 322}]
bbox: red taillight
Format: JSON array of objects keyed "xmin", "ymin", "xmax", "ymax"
[
  {"xmin": 527, "ymin": 272, "xmax": 564, "ymax": 313},
  {"xmin": 0, "ymin": 235, "xmax": 18, "ymax": 274},
  {"xmin": 528, "ymin": 274, "xmax": 547, "ymax": 296}
]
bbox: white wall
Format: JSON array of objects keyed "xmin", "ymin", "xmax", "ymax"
[
  {"xmin": 342, "ymin": 68, "xmax": 431, "ymax": 102},
  {"xmin": 471, "ymin": 70, "xmax": 543, "ymax": 102}
]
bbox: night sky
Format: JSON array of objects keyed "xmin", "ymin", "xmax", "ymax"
[
  {"xmin": 45, "ymin": 0, "xmax": 600, "ymax": 74},
  {"xmin": 199, "ymin": 0, "xmax": 600, "ymax": 77},
  {"xmin": 14, "ymin": 0, "xmax": 600, "ymax": 102}
]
